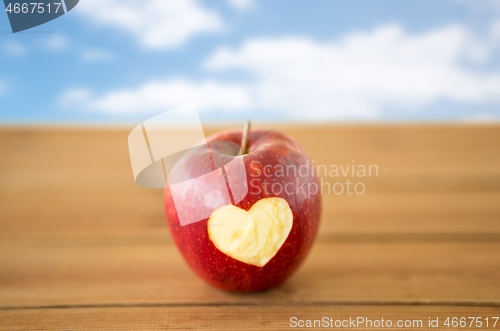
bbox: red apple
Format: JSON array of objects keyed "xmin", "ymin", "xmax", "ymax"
[{"xmin": 164, "ymin": 129, "xmax": 321, "ymax": 292}]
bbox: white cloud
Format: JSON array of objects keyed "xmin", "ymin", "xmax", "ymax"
[
  {"xmin": 81, "ymin": 49, "xmax": 115, "ymax": 62},
  {"xmin": 461, "ymin": 113, "xmax": 500, "ymax": 122},
  {"xmin": 44, "ymin": 34, "xmax": 68, "ymax": 51},
  {"xmin": 3, "ymin": 41, "xmax": 26, "ymax": 56},
  {"xmin": 493, "ymin": 20, "xmax": 500, "ymax": 40},
  {"xmin": 227, "ymin": 0, "xmax": 254, "ymax": 10},
  {"xmin": 59, "ymin": 88, "xmax": 92, "ymax": 107},
  {"xmin": 454, "ymin": 0, "xmax": 500, "ymax": 13},
  {"xmin": 3, "ymin": 35, "xmax": 69, "ymax": 57},
  {"xmin": 59, "ymin": 80, "xmax": 251, "ymax": 114},
  {"xmin": 203, "ymin": 24, "xmax": 500, "ymax": 118},
  {"xmin": 77, "ymin": 0, "xmax": 223, "ymax": 50},
  {"xmin": 59, "ymin": 24, "xmax": 500, "ymax": 119}
]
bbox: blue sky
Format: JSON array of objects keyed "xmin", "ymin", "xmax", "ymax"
[{"xmin": 1, "ymin": 0, "xmax": 500, "ymax": 124}]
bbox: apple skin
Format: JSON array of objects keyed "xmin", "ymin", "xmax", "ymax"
[{"xmin": 164, "ymin": 129, "xmax": 321, "ymax": 292}]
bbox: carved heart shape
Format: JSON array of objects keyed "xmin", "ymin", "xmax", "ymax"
[{"xmin": 207, "ymin": 198, "xmax": 293, "ymax": 267}]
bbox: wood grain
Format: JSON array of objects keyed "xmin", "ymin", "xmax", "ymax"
[
  {"xmin": 1, "ymin": 240, "xmax": 499, "ymax": 308},
  {"xmin": 0, "ymin": 125, "xmax": 499, "ymax": 329},
  {"xmin": 2, "ymin": 306, "xmax": 500, "ymax": 330}
]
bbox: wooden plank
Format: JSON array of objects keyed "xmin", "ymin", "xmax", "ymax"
[
  {"xmin": 320, "ymin": 191, "xmax": 500, "ymax": 234},
  {"xmin": 2, "ymin": 190, "xmax": 500, "ymax": 238},
  {"xmin": 2, "ymin": 125, "xmax": 500, "ymax": 186},
  {"xmin": 1, "ymin": 240, "xmax": 499, "ymax": 308},
  {"xmin": 1, "ymin": 126, "xmax": 499, "ymax": 237},
  {"xmin": 1, "ymin": 305, "xmax": 500, "ymax": 330},
  {"xmin": 0, "ymin": 126, "xmax": 499, "ymax": 329}
]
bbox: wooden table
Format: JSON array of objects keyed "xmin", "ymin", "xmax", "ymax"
[{"xmin": 1, "ymin": 125, "xmax": 499, "ymax": 330}]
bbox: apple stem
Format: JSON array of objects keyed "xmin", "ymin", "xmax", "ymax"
[{"xmin": 241, "ymin": 119, "xmax": 251, "ymax": 155}]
